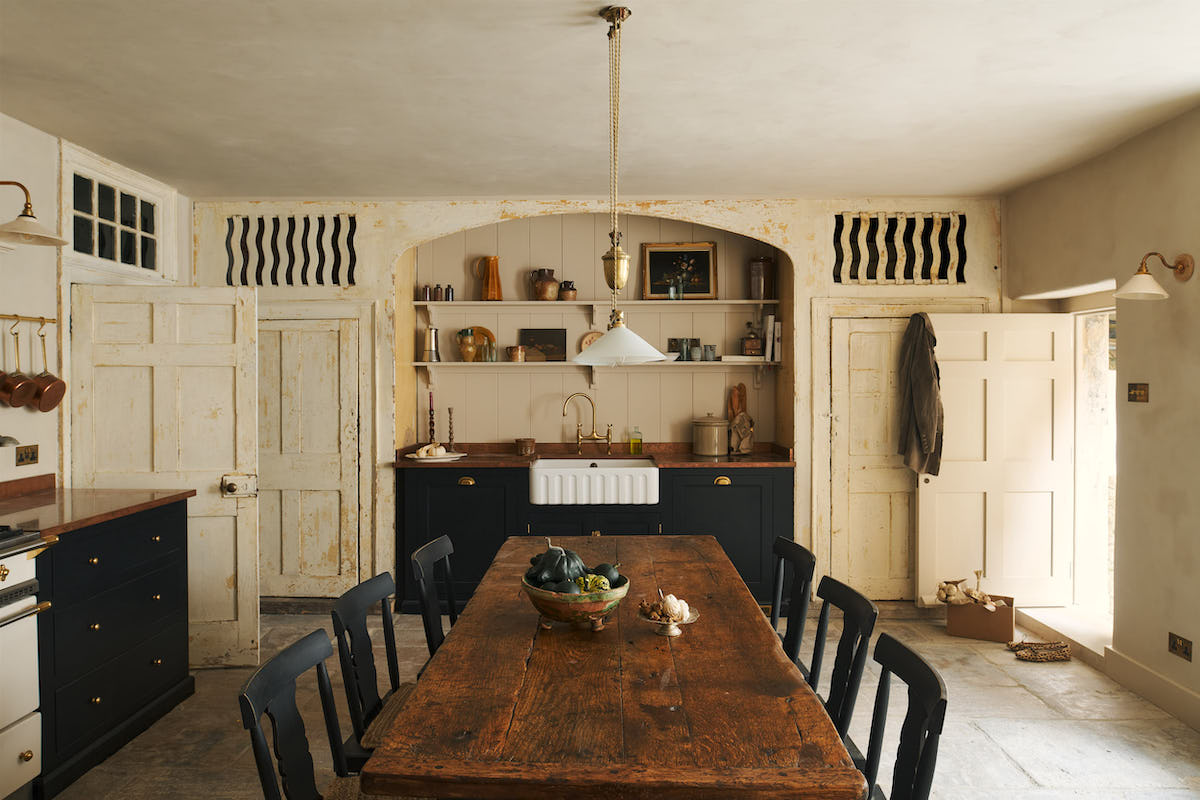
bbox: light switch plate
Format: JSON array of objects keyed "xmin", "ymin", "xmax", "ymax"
[{"xmin": 15, "ymin": 444, "xmax": 38, "ymax": 466}]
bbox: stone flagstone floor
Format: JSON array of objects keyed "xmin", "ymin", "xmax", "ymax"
[{"xmin": 55, "ymin": 608, "xmax": 1200, "ymax": 800}]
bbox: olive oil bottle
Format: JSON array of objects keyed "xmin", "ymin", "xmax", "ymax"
[{"xmin": 629, "ymin": 425, "xmax": 643, "ymax": 455}]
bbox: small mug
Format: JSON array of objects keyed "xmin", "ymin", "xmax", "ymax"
[
  {"xmin": 507, "ymin": 345, "xmax": 526, "ymax": 362},
  {"xmin": 515, "ymin": 437, "xmax": 535, "ymax": 456},
  {"xmin": 703, "ymin": 344, "xmax": 717, "ymax": 361}
]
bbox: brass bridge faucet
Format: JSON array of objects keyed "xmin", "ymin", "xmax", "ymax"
[{"xmin": 562, "ymin": 392, "xmax": 612, "ymax": 454}]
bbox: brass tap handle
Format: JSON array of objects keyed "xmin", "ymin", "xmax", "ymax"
[
  {"xmin": 576, "ymin": 423, "xmax": 584, "ymax": 454},
  {"xmin": 606, "ymin": 424, "xmax": 613, "ymax": 454},
  {"xmin": 19, "ymin": 750, "xmax": 33, "ymax": 762}
]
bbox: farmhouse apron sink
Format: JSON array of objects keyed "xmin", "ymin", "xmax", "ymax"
[{"xmin": 529, "ymin": 458, "xmax": 659, "ymax": 505}]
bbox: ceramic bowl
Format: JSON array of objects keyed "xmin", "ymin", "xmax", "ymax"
[{"xmin": 521, "ymin": 576, "xmax": 629, "ymax": 631}]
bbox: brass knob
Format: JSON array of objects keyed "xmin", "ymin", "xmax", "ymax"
[
  {"xmin": 90, "ymin": 697, "xmax": 102, "ymax": 705},
  {"xmin": 457, "ymin": 476, "xmax": 475, "ymax": 486},
  {"xmin": 151, "ymin": 593, "xmax": 162, "ymax": 601},
  {"xmin": 225, "ymin": 482, "xmax": 238, "ymax": 494},
  {"xmin": 88, "ymin": 557, "xmax": 100, "ymax": 565},
  {"xmin": 151, "ymin": 535, "xmax": 161, "ymax": 543},
  {"xmin": 89, "ymin": 623, "xmax": 101, "ymax": 631},
  {"xmin": 591, "ymin": 530, "xmax": 602, "ymax": 537},
  {"xmin": 152, "ymin": 658, "xmax": 163, "ymax": 666},
  {"xmin": 714, "ymin": 476, "xmax": 732, "ymax": 486},
  {"xmin": 19, "ymin": 749, "xmax": 33, "ymax": 762},
  {"xmin": 0, "ymin": 564, "xmax": 9, "ymax": 581}
]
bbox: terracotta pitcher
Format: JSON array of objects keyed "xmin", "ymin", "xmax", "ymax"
[{"xmin": 474, "ymin": 256, "xmax": 503, "ymax": 301}]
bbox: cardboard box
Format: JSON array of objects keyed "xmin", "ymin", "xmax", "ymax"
[{"xmin": 945, "ymin": 595, "xmax": 1015, "ymax": 643}]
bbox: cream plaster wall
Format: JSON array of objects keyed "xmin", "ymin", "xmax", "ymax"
[
  {"xmin": 0, "ymin": 113, "xmax": 62, "ymax": 484},
  {"xmin": 1006, "ymin": 106, "xmax": 1200, "ymax": 725},
  {"xmin": 195, "ymin": 197, "xmax": 1001, "ymax": 568}
]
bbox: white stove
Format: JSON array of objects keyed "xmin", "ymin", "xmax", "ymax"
[{"xmin": 0, "ymin": 525, "xmax": 49, "ymax": 800}]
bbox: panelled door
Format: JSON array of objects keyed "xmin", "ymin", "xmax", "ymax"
[
  {"xmin": 830, "ymin": 318, "xmax": 916, "ymax": 599},
  {"xmin": 72, "ymin": 286, "xmax": 259, "ymax": 666},
  {"xmin": 917, "ymin": 313, "xmax": 1073, "ymax": 607},
  {"xmin": 257, "ymin": 319, "xmax": 359, "ymax": 597}
]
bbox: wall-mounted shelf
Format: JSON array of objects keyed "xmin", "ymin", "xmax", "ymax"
[
  {"xmin": 412, "ymin": 359, "xmax": 782, "ymax": 390},
  {"xmin": 414, "ymin": 298, "xmax": 780, "ymax": 327}
]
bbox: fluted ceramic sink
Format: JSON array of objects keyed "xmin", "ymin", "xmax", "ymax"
[{"xmin": 529, "ymin": 458, "xmax": 659, "ymax": 505}]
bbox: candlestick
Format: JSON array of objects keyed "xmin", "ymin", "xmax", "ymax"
[
  {"xmin": 429, "ymin": 407, "xmax": 436, "ymax": 444},
  {"xmin": 447, "ymin": 407, "xmax": 455, "ymax": 452}
]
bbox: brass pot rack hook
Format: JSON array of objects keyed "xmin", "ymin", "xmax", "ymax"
[{"xmin": 36, "ymin": 317, "xmax": 47, "ymax": 337}]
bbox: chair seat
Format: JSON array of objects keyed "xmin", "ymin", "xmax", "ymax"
[
  {"xmin": 323, "ymin": 774, "xmax": 432, "ymax": 800},
  {"xmin": 360, "ymin": 681, "xmax": 416, "ymax": 749}
]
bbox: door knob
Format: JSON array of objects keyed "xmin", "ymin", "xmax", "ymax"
[
  {"xmin": 90, "ymin": 697, "xmax": 102, "ymax": 705},
  {"xmin": 19, "ymin": 750, "xmax": 33, "ymax": 762},
  {"xmin": 88, "ymin": 557, "xmax": 100, "ymax": 565},
  {"xmin": 89, "ymin": 623, "xmax": 101, "ymax": 631},
  {"xmin": 151, "ymin": 535, "xmax": 162, "ymax": 543}
]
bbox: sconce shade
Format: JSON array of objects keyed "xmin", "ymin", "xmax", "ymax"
[
  {"xmin": 0, "ymin": 212, "xmax": 68, "ymax": 248},
  {"xmin": 573, "ymin": 323, "xmax": 667, "ymax": 366},
  {"xmin": 1114, "ymin": 271, "xmax": 1169, "ymax": 300}
]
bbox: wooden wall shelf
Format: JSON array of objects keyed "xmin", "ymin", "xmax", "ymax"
[
  {"xmin": 412, "ymin": 359, "xmax": 781, "ymax": 390},
  {"xmin": 414, "ymin": 298, "xmax": 779, "ymax": 327}
]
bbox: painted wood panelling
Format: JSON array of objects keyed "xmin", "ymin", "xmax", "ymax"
[{"xmin": 413, "ymin": 214, "xmax": 780, "ymax": 445}]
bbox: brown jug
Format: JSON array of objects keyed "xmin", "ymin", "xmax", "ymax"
[
  {"xmin": 474, "ymin": 256, "xmax": 503, "ymax": 301},
  {"xmin": 531, "ymin": 268, "xmax": 560, "ymax": 301}
]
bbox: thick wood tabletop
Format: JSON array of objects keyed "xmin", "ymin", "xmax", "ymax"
[{"xmin": 362, "ymin": 535, "xmax": 866, "ymax": 799}]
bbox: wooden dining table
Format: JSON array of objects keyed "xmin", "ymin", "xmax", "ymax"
[{"xmin": 361, "ymin": 535, "xmax": 867, "ymax": 799}]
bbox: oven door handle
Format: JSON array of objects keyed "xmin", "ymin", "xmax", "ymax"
[{"xmin": 0, "ymin": 600, "xmax": 51, "ymax": 629}]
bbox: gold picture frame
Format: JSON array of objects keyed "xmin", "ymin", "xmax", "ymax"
[{"xmin": 641, "ymin": 241, "xmax": 718, "ymax": 300}]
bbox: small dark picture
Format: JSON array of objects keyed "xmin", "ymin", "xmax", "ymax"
[
  {"xmin": 518, "ymin": 328, "xmax": 567, "ymax": 362},
  {"xmin": 641, "ymin": 241, "xmax": 718, "ymax": 299},
  {"xmin": 667, "ymin": 337, "xmax": 700, "ymax": 353}
]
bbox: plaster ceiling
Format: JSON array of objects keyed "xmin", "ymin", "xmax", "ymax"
[{"xmin": 2, "ymin": 0, "xmax": 1199, "ymax": 199}]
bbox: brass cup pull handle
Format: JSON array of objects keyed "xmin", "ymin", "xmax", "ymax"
[
  {"xmin": 457, "ymin": 476, "xmax": 476, "ymax": 486},
  {"xmin": 90, "ymin": 697, "xmax": 102, "ymax": 705},
  {"xmin": 714, "ymin": 476, "xmax": 732, "ymax": 486},
  {"xmin": 0, "ymin": 564, "xmax": 8, "ymax": 581},
  {"xmin": 89, "ymin": 623, "xmax": 101, "ymax": 631},
  {"xmin": 19, "ymin": 749, "xmax": 33, "ymax": 763},
  {"xmin": 88, "ymin": 557, "xmax": 100, "ymax": 565}
]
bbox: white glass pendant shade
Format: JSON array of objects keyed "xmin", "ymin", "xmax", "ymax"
[
  {"xmin": 573, "ymin": 323, "xmax": 667, "ymax": 366},
  {"xmin": 0, "ymin": 213, "xmax": 68, "ymax": 247},
  {"xmin": 1113, "ymin": 271, "xmax": 1169, "ymax": 300}
]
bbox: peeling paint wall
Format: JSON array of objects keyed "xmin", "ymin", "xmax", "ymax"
[{"xmin": 193, "ymin": 196, "xmax": 1001, "ymax": 572}]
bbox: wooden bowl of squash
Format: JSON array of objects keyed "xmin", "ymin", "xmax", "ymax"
[{"xmin": 521, "ymin": 538, "xmax": 629, "ymax": 631}]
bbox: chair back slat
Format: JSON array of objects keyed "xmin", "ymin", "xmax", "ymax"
[
  {"xmin": 808, "ymin": 575, "xmax": 879, "ymax": 737},
  {"xmin": 412, "ymin": 535, "xmax": 457, "ymax": 656},
  {"xmin": 864, "ymin": 633, "xmax": 949, "ymax": 800},
  {"xmin": 769, "ymin": 536, "xmax": 816, "ymax": 664},
  {"xmin": 239, "ymin": 629, "xmax": 348, "ymax": 800},
  {"xmin": 331, "ymin": 572, "xmax": 397, "ymax": 742}
]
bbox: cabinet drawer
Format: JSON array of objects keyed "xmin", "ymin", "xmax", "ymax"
[
  {"xmin": 53, "ymin": 559, "xmax": 186, "ymax": 684},
  {"xmin": 0, "ymin": 711, "xmax": 40, "ymax": 798},
  {"xmin": 54, "ymin": 620, "xmax": 186, "ymax": 754},
  {"xmin": 49, "ymin": 503, "xmax": 185, "ymax": 607},
  {"xmin": 0, "ymin": 612, "xmax": 39, "ymax": 728}
]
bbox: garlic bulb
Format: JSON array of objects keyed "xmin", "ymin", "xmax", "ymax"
[{"xmin": 662, "ymin": 594, "xmax": 689, "ymax": 622}]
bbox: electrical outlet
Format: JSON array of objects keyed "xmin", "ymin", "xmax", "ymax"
[
  {"xmin": 1169, "ymin": 632, "xmax": 1192, "ymax": 662},
  {"xmin": 14, "ymin": 444, "xmax": 38, "ymax": 466}
]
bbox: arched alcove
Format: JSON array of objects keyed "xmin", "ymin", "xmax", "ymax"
[{"xmin": 395, "ymin": 211, "xmax": 794, "ymax": 452}]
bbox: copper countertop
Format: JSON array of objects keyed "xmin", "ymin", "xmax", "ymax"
[
  {"xmin": 396, "ymin": 442, "xmax": 794, "ymax": 469},
  {"xmin": 0, "ymin": 488, "xmax": 197, "ymax": 538}
]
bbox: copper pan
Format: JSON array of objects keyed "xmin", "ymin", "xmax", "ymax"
[
  {"xmin": 31, "ymin": 323, "xmax": 65, "ymax": 412},
  {"xmin": 1, "ymin": 325, "xmax": 35, "ymax": 408}
]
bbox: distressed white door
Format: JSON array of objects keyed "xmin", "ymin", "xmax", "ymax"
[
  {"xmin": 831, "ymin": 318, "xmax": 916, "ymax": 599},
  {"xmin": 258, "ymin": 319, "xmax": 359, "ymax": 597},
  {"xmin": 917, "ymin": 313, "xmax": 1073, "ymax": 607},
  {"xmin": 72, "ymin": 286, "xmax": 259, "ymax": 666}
]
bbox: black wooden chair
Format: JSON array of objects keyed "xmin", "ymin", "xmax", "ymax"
[
  {"xmin": 411, "ymin": 535, "xmax": 459, "ymax": 657},
  {"xmin": 331, "ymin": 572, "xmax": 416, "ymax": 762},
  {"xmin": 806, "ymin": 575, "xmax": 879, "ymax": 738},
  {"xmin": 846, "ymin": 633, "xmax": 949, "ymax": 800},
  {"xmin": 237, "ymin": 629, "xmax": 357, "ymax": 800},
  {"xmin": 769, "ymin": 536, "xmax": 817, "ymax": 673}
]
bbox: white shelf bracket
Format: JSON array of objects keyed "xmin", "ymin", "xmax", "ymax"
[
  {"xmin": 588, "ymin": 365, "xmax": 598, "ymax": 389},
  {"xmin": 753, "ymin": 364, "xmax": 765, "ymax": 389},
  {"xmin": 418, "ymin": 364, "xmax": 436, "ymax": 389}
]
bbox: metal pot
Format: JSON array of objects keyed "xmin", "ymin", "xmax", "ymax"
[{"xmin": 692, "ymin": 413, "xmax": 728, "ymax": 456}]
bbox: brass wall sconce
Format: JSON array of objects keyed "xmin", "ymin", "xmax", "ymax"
[
  {"xmin": 0, "ymin": 180, "xmax": 68, "ymax": 247},
  {"xmin": 1113, "ymin": 251, "xmax": 1193, "ymax": 300}
]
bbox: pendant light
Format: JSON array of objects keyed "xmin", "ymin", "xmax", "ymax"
[
  {"xmin": 0, "ymin": 181, "xmax": 68, "ymax": 247},
  {"xmin": 575, "ymin": 6, "xmax": 666, "ymax": 367}
]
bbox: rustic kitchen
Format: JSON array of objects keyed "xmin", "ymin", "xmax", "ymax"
[{"xmin": 1, "ymin": 2, "xmax": 1199, "ymax": 799}]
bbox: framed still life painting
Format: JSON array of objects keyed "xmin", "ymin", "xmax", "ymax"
[{"xmin": 641, "ymin": 241, "xmax": 718, "ymax": 299}]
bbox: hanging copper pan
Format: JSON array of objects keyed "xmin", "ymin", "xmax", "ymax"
[
  {"xmin": 1, "ymin": 324, "xmax": 36, "ymax": 408},
  {"xmin": 31, "ymin": 322, "xmax": 65, "ymax": 412}
]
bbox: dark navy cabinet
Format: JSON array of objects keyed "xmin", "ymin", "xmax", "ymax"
[
  {"xmin": 397, "ymin": 464, "xmax": 792, "ymax": 609},
  {"xmin": 35, "ymin": 501, "xmax": 193, "ymax": 799},
  {"xmin": 398, "ymin": 467, "xmax": 526, "ymax": 612}
]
